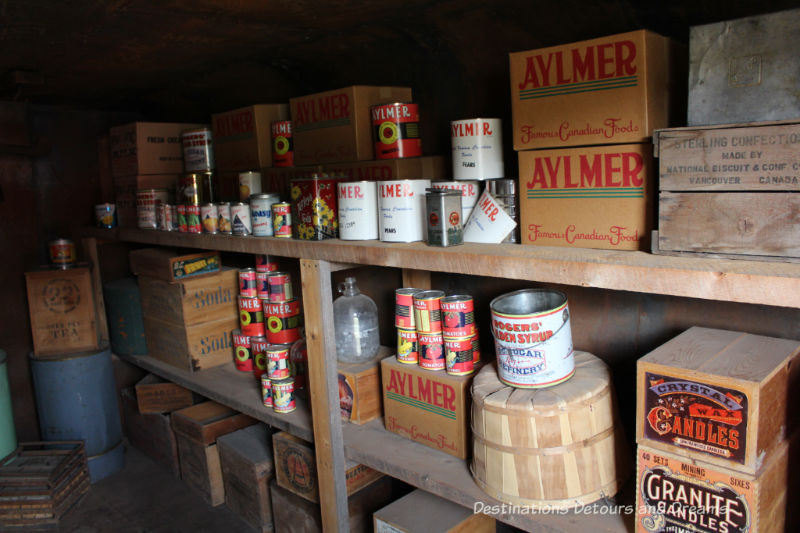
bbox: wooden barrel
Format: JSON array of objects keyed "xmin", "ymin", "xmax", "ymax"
[{"xmin": 471, "ymin": 351, "xmax": 629, "ymax": 509}]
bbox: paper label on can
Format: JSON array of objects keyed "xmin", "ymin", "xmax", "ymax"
[
  {"xmin": 463, "ymin": 190, "xmax": 517, "ymax": 243},
  {"xmin": 451, "ymin": 118, "xmax": 504, "ymax": 180},
  {"xmin": 251, "ymin": 196, "xmax": 277, "ymax": 237},
  {"xmin": 338, "ymin": 181, "xmax": 379, "ymax": 240},
  {"xmin": 378, "ymin": 179, "xmax": 430, "ymax": 242},
  {"xmin": 183, "ymin": 129, "xmax": 215, "ymax": 171}
]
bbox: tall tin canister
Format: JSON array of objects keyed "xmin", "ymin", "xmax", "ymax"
[
  {"xmin": 337, "ymin": 180, "xmax": 379, "ymax": 240},
  {"xmin": 29, "ymin": 346, "xmax": 125, "ymax": 482},
  {"xmin": 182, "ymin": 127, "xmax": 215, "ymax": 172},
  {"xmin": 378, "ymin": 179, "xmax": 430, "ymax": 242},
  {"xmin": 451, "ymin": 118, "xmax": 504, "ymax": 180},
  {"xmin": 0, "ymin": 349, "xmax": 17, "ymax": 460}
]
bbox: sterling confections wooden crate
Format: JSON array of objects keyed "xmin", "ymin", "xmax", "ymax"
[{"xmin": 637, "ymin": 327, "xmax": 800, "ymax": 475}]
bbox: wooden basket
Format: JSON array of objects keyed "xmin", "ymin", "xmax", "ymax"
[{"xmin": 471, "ymin": 352, "xmax": 629, "ymax": 509}]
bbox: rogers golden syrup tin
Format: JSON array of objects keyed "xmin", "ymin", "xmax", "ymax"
[
  {"xmin": 232, "ymin": 330, "xmax": 253, "ymax": 372},
  {"xmin": 272, "ymin": 121, "xmax": 294, "ymax": 167},
  {"xmin": 395, "ymin": 288, "xmax": 420, "ymax": 329},
  {"xmin": 418, "ymin": 333, "xmax": 445, "ymax": 371},
  {"xmin": 264, "ymin": 299, "xmax": 302, "ymax": 345},
  {"xmin": 444, "ymin": 337, "xmax": 474, "ymax": 376},
  {"xmin": 239, "ymin": 296, "xmax": 265, "ymax": 337},
  {"xmin": 397, "ymin": 328, "xmax": 419, "ymax": 364},
  {"xmin": 267, "ymin": 345, "xmax": 291, "ymax": 380},
  {"xmin": 261, "ymin": 375, "xmax": 273, "ymax": 407},
  {"xmin": 272, "ymin": 378, "xmax": 296, "ymax": 413},
  {"xmin": 413, "ymin": 290, "xmax": 445, "ymax": 334},
  {"xmin": 182, "ymin": 128, "xmax": 215, "ymax": 172},
  {"xmin": 372, "ymin": 103, "xmax": 422, "ymax": 159},
  {"xmin": 441, "ymin": 295, "xmax": 476, "ymax": 339},
  {"xmin": 251, "ymin": 336, "xmax": 269, "ymax": 379}
]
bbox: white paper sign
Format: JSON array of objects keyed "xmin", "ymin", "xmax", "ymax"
[{"xmin": 463, "ymin": 189, "xmax": 516, "ymax": 243}]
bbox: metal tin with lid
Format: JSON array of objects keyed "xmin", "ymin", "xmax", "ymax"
[
  {"xmin": 250, "ymin": 193, "xmax": 281, "ymax": 237},
  {"xmin": 425, "ymin": 188, "xmax": 463, "ymax": 247},
  {"xmin": 182, "ymin": 127, "xmax": 215, "ymax": 172}
]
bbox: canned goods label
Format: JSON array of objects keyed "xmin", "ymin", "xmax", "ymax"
[
  {"xmin": 177, "ymin": 205, "xmax": 187, "ymax": 232},
  {"xmin": 256, "ymin": 272, "xmax": 270, "ymax": 300},
  {"xmin": 231, "ymin": 203, "xmax": 252, "ymax": 236},
  {"xmin": 430, "ymin": 181, "xmax": 481, "ymax": 210},
  {"xmin": 183, "ymin": 128, "xmax": 215, "ymax": 172},
  {"xmin": 239, "ymin": 171, "xmax": 262, "ymax": 201},
  {"xmin": 338, "ymin": 181, "xmax": 379, "ymax": 240},
  {"xmin": 444, "ymin": 337, "xmax": 474, "ymax": 376},
  {"xmin": 267, "ymin": 272, "xmax": 293, "ymax": 302},
  {"xmin": 251, "ymin": 194, "xmax": 280, "ymax": 237},
  {"xmin": 255, "ymin": 254, "xmax": 279, "ymax": 273},
  {"xmin": 217, "ymin": 203, "xmax": 232, "ymax": 234},
  {"xmin": 239, "ymin": 268, "xmax": 257, "ymax": 298},
  {"xmin": 95, "ymin": 203, "xmax": 117, "ymax": 229},
  {"xmin": 395, "ymin": 288, "xmax": 420, "ymax": 329},
  {"xmin": 137, "ymin": 189, "xmax": 170, "ymax": 230},
  {"xmin": 264, "ymin": 299, "xmax": 302, "ymax": 345},
  {"xmin": 441, "ymin": 296, "xmax": 476, "ymax": 338},
  {"xmin": 166, "ymin": 205, "xmax": 179, "ymax": 231},
  {"xmin": 233, "ymin": 332, "xmax": 253, "ymax": 372},
  {"xmin": 290, "ymin": 340, "xmax": 307, "ymax": 390},
  {"xmin": 418, "ymin": 333, "xmax": 445, "ymax": 370},
  {"xmin": 272, "ymin": 379, "xmax": 296, "ymax": 413},
  {"xmin": 291, "ymin": 176, "xmax": 339, "ymax": 240},
  {"xmin": 426, "ymin": 189, "xmax": 463, "ymax": 247},
  {"xmin": 186, "ymin": 204, "xmax": 201, "ymax": 234},
  {"xmin": 48, "ymin": 239, "xmax": 76, "ymax": 267},
  {"xmin": 378, "ymin": 179, "xmax": 430, "ymax": 242},
  {"xmin": 372, "ymin": 103, "xmax": 422, "ymax": 159},
  {"xmin": 267, "ymin": 346, "xmax": 291, "ymax": 380},
  {"xmin": 272, "ymin": 203, "xmax": 292, "ymax": 237},
  {"xmin": 251, "ymin": 337, "xmax": 269, "ymax": 378},
  {"xmin": 413, "ymin": 290, "xmax": 444, "ymax": 334},
  {"xmin": 472, "ymin": 332, "xmax": 481, "ymax": 365},
  {"xmin": 261, "ymin": 376, "xmax": 273, "ymax": 407},
  {"xmin": 450, "ymin": 118, "xmax": 504, "ymax": 181},
  {"xmin": 272, "ymin": 121, "xmax": 294, "ymax": 167},
  {"xmin": 396, "ymin": 328, "xmax": 418, "ymax": 364},
  {"xmin": 239, "ymin": 297, "xmax": 265, "ymax": 337},
  {"xmin": 201, "ymin": 203, "xmax": 219, "ymax": 234}
]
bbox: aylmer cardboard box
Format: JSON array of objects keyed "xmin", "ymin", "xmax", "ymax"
[
  {"xmin": 509, "ymin": 30, "xmax": 685, "ymax": 150},
  {"xmin": 212, "ymin": 104, "xmax": 290, "ymax": 172},
  {"xmin": 323, "ymin": 156, "xmax": 447, "ymax": 181},
  {"xmin": 290, "ymin": 85, "xmax": 412, "ymax": 166},
  {"xmin": 518, "ymin": 142, "xmax": 654, "ymax": 250},
  {"xmin": 109, "ymin": 121, "xmax": 204, "ymax": 177}
]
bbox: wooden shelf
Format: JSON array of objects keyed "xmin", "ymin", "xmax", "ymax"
[
  {"xmin": 115, "ymin": 353, "xmax": 314, "ymax": 442},
  {"xmin": 342, "ymin": 420, "xmax": 633, "ymax": 533},
  {"xmin": 84, "ymin": 227, "xmax": 800, "ymax": 308}
]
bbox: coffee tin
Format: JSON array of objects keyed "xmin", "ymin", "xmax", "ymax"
[
  {"xmin": 413, "ymin": 290, "xmax": 445, "ymax": 334},
  {"xmin": 267, "ymin": 345, "xmax": 291, "ymax": 380},
  {"xmin": 238, "ymin": 296, "xmax": 265, "ymax": 337},
  {"xmin": 426, "ymin": 188, "xmax": 463, "ymax": 247},
  {"xmin": 444, "ymin": 337, "xmax": 474, "ymax": 376},
  {"xmin": 231, "ymin": 202, "xmax": 252, "ymax": 236},
  {"xmin": 272, "ymin": 378, "xmax": 296, "ymax": 414},
  {"xmin": 372, "ymin": 102, "xmax": 422, "ymax": 159},
  {"xmin": 200, "ymin": 203, "xmax": 219, "ymax": 234},
  {"xmin": 396, "ymin": 328, "xmax": 419, "ymax": 364},
  {"xmin": 182, "ymin": 127, "xmax": 215, "ymax": 172},
  {"xmin": 290, "ymin": 175, "xmax": 340, "ymax": 240},
  {"xmin": 261, "ymin": 375, "xmax": 273, "ymax": 407},
  {"xmin": 95, "ymin": 203, "xmax": 117, "ymax": 229},
  {"xmin": 232, "ymin": 330, "xmax": 253, "ymax": 372},
  {"xmin": 264, "ymin": 299, "xmax": 302, "ymax": 345},
  {"xmin": 251, "ymin": 336, "xmax": 269, "ymax": 379},
  {"xmin": 395, "ymin": 288, "xmax": 421, "ymax": 329},
  {"xmin": 48, "ymin": 239, "xmax": 76, "ymax": 268},
  {"xmin": 272, "ymin": 202, "xmax": 292, "ymax": 237},
  {"xmin": 451, "ymin": 118, "xmax": 504, "ymax": 180},
  {"xmin": 272, "ymin": 121, "xmax": 294, "ymax": 167},
  {"xmin": 338, "ymin": 180, "xmax": 379, "ymax": 240},
  {"xmin": 186, "ymin": 204, "xmax": 201, "ymax": 234},
  {"xmin": 239, "ymin": 171, "xmax": 262, "ymax": 201},
  {"xmin": 216, "ymin": 202, "xmax": 232, "ymax": 234},
  {"xmin": 418, "ymin": 333, "xmax": 445, "ymax": 371},
  {"xmin": 378, "ymin": 179, "xmax": 430, "ymax": 242},
  {"xmin": 250, "ymin": 193, "xmax": 281, "ymax": 237},
  {"xmin": 441, "ymin": 295, "xmax": 476, "ymax": 339}
]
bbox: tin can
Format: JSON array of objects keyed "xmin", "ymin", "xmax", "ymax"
[
  {"xmin": 182, "ymin": 128, "xmax": 215, "ymax": 172},
  {"xmin": 413, "ymin": 290, "xmax": 445, "ymax": 334},
  {"xmin": 486, "ymin": 178, "xmax": 518, "ymax": 244},
  {"xmin": 267, "ymin": 345, "xmax": 291, "ymax": 380},
  {"xmin": 444, "ymin": 337, "xmax": 474, "ymax": 376},
  {"xmin": 272, "ymin": 202, "xmax": 292, "ymax": 237},
  {"xmin": 157, "ymin": 203, "xmax": 173, "ymax": 231},
  {"xmin": 291, "ymin": 175, "xmax": 340, "ymax": 240},
  {"xmin": 95, "ymin": 203, "xmax": 117, "ymax": 229},
  {"xmin": 450, "ymin": 118, "xmax": 504, "ymax": 180},
  {"xmin": 261, "ymin": 375, "xmax": 273, "ymax": 407},
  {"xmin": 378, "ymin": 179, "xmax": 430, "ymax": 242},
  {"xmin": 186, "ymin": 204, "xmax": 201, "ymax": 234},
  {"xmin": 48, "ymin": 239, "xmax": 76, "ymax": 268},
  {"xmin": 418, "ymin": 333, "xmax": 445, "ymax": 371},
  {"xmin": 169, "ymin": 205, "xmax": 179, "ymax": 231},
  {"xmin": 372, "ymin": 102, "xmax": 422, "ymax": 159},
  {"xmin": 238, "ymin": 171, "xmax": 262, "ymax": 201},
  {"xmin": 395, "ymin": 288, "xmax": 421, "ymax": 329},
  {"xmin": 136, "ymin": 188, "xmax": 171, "ymax": 230},
  {"xmin": 272, "ymin": 121, "xmax": 294, "ymax": 167},
  {"xmin": 472, "ymin": 331, "xmax": 481, "ymax": 365},
  {"xmin": 239, "ymin": 296, "xmax": 265, "ymax": 337},
  {"xmin": 232, "ymin": 330, "xmax": 253, "ymax": 372},
  {"xmin": 264, "ymin": 299, "xmax": 302, "ymax": 345},
  {"xmin": 250, "ymin": 193, "xmax": 281, "ymax": 237},
  {"xmin": 255, "ymin": 272, "xmax": 270, "ymax": 300},
  {"xmin": 490, "ymin": 289, "xmax": 574, "ymax": 389},
  {"xmin": 178, "ymin": 172, "xmax": 215, "ymax": 205},
  {"xmin": 426, "ymin": 188, "xmax": 463, "ymax": 247},
  {"xmin": 430, "ymin": 180, "xmax": 480, "ymax": 223},
  {"xmin": 267, "ymin": 272, "xmax": 293, "ymax": 302},
  {"xmin": 338, "ymin": 181, "xmax": 379, "ymax": 240},
  {"xmin": 239, "ymin": 268, "xmax": 257, "ymax": 298},
  {"xmin": 255, "ymin": 254, "xmax": 279, "ymax": 274},
  {"xmin": 290, "ymin": 338, "xmax": 307, "ymax": 390},
  {"xmin": 441, "ymin": 295, "xmax": 476, "ymax": 339},
  {"xmin": 463, "ymin": 189, "xmax": 517, "ymax": 244},
  {"xmin": 177, "ymin": 205, "xmax": 187, "ymax": 232},
  {"xmin": 231, "ymin": 202, "xmax": 252, "ymax": 236},
  {"xmin": 396, "ymin": 328, "xmax": 419, "ymax": 364},
  {"xmin": 200, "ymin": 203, "xmax": 219, "ymax": 234},
  {"xmin": 272, "ymin": 378, "xmax": 296, "ymax": 414},
  {"xmin": 156, "ymin": 204, "xmax": 166, "ymax": 230},
  {"xmin": 217, "ymin": 202, "xmax": 232, "ymax": 234},
  {"xmin": 251, "ymin": 336, "xmax": 269, "ymax": 379}
]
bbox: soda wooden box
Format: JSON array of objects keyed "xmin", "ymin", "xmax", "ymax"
[
  {"xmin": 129, "ymin": 248, "xmax": 221, "ymax": 282},
  {"xmin": 654, "ymin": 121, "xmax": 800, "ymax": 260},
  {"xmin": 323, "ymin": 156, "xmax": 447, "ymax": 181},
  {"xmin": 137, "ymin": 268, "xmax": 238, "ymax": 327},
  {"xmin": 143, "ymin": 314, "xmax": 238, "ymax": 371},
  {"xmin": 636, "ymin": 442, "xmax": 789, "ymax": 533},
  {"xmin": 637, "ymin": 327, "xmax": 800, "ymax": 475},
  {"xmin": 109, "ymin": 121, "xmax": 203, "ymax": 178},
  {"xmin": 509, "ymin": 30, "xmax": 685, "ymax": 150},
  {"xmin": 171, "ymin": 401, "xmax": 256, "ymax": 446},
  {"xmin": 25, "ymin": 267, "xmax": 98, "ymax": 356},
  {"xmin": 289, "ymin": 85, "xmax": 412, "ymax": 166},
  {"xmin": 373, "ymin": 488, "xmax": 496, "ymax": 533},
  {"xmin": 338, "ymin": 349, "xmax": 387, "ymax": 425},
  {"xmin": 518, "ymin": 143, "xmax": 653, "ymax": 250},
  {"xmin": 272, "ymin": 431, "xmax": 384, "ymax": 504},
  {"xmin": 134, "ymin": 373, "xmax": 194, "ymax": 414},
  {"xmin": 217, "ymin": 424, "xmax": 275, "ymax": 533},
  {"xmin": 381, "ymin": 356, "xmax": 473, "ymax": 459},
  {"xmin": 211, "ymin": 104, "xmax": 289, "ymax": 171},
  {"xmin": 120, "ymin": 387, "xmax": 181, "ymax": 477}
]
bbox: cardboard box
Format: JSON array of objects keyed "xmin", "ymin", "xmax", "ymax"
[
  {"xmin": 518, "ymin": 142, "xmax": 653, "ymax": 250},
  {"xmin": 129, "ymin": 248, "xmax": 221, "ymax": 282},
  {"xmin": 217, "ymin": 425, "xmax": 275, "ymax": 533},
  {"xmin": 109, "ymin": 121, "xmax": 204, "ymax": 177},
  {"xmin": 175, "ymin": 433, "xmax": 225, "ymax": 506},
  {"xmin": 338, "ymin": 351, "xmax": 385, "ymax": 425},
  {"xmin": 120, "ymin": 387, "xmax": 181, "ymax": 477},
  {"xmin": 688, "ymin": 8, "xmax": 800, "ymax": 126},
  {"xmin": 134, "ymin": 374, "xmax": 194, "ymax": 414},
  {"xmin": 509, "ymin": 30, "xmax": 685, "ymax": 150},
  {"xmin": 112, "ymin": 173, "xmax": 178, "ymax": 227},
  {"xmin": 212, "ymin": 104, "xmax": 290, "ymax": 171},
  {"xmin": 636, "ymin": 442, "xmax": 789, "ymax": 533},
  {"xmin": 142, "ymin": 314, "xmax": 239, "ymax": 371},
  {"xmin": 290, "ymin": 86, "xmax": 412, "ymax": 166},
  {"xmin": 323, "ymin": 156, "xmax": 448, "ymax": 181},
  {"xmin": 381, "ymin": 356, "xmax": 473, "ymax": 459},
  {"xmin": 272, "ymin": 431, "xmax": 384, "ymax": 504},
  {"xmin": 637, "ymin": 327, "xmax": 800, "ymax": 475},
  {"xmin": 25, "ymin": 267, "xmax": 98, "ymax": 356},
  {"xmin": 373, "ymin": 488, "xmax": 496, "ymax": 533},
  {"xmin": 171, "ymin": 401, "xmax": 257, "ymax": 446},
  {"xmin": 137, "ymin": 268, "xmax": 238, "ymax": 327}
]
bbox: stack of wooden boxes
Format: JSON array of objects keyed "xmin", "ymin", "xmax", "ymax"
[{"xmin": 635, "ymin": 327, "xmax": 800, "ymax": 532}]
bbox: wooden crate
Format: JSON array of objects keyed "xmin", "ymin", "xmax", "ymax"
[
  {"xmin": 171, "ymin": 401, "xmax": 257, "ymax": 446},
  {"xmin": 0, "ymin": 442, "xmax": 90, "ymax": 530},
  {"xmin": 270, "ymin": 476, "xmax": 393, "ymax": 533},
  {"xmin": 337, "ymin": 349, "xmax": 386, "ymax": 425},
  {"xmin": 129, "ymin": 248, "xmax": 221, "ymax": 282},
  {"xmin": 134, "ymin": 373, "xmax": 194, "ymax": 414},
  {"xmin": 272, "ymin": 432, "xmax": 383, "ymax": 504},
  {"xmin": 217, "ymin": 425, "xmax": 275, "ymax": 533},
  {"xmin": 373, "ymin": 488, "xmax": 496, "ymax": 533},
  {"xmin": 143, "ymin": 314, "xmax": 238, "ymax": 372},
  {"xmin": 120, "ymin": 387, "xmax": 180, "ymax": 477},
  {"xmin": 637, "ymin": 326, "xmax": 800, "ymax": 475},
  {"xmin": 654, "ymin": 121, "xmax": 800, "ymax": 260},
  {"xmin": 175, "ymin": 433, "xmax": 225, "ymax": 507},
  {"xmin": 24, "ymin": 267, "xmax": 98, "ymax": 357}
]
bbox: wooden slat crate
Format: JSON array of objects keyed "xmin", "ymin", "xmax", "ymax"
[
  {"xmin": 120, "ymin": 387, "xmax": 181, "ymax": 477},
  {"xmin": 0, "ymin": 442, "xmax": 90, "ymax": 530},
  {"xmin": 134, "ymin": 374, "xmax": 194, "ymax": 414}
]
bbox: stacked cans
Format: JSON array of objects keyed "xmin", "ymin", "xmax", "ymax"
[{"xmin": 395, "ymin": 288, "xmax": 479, "ymax": 376}]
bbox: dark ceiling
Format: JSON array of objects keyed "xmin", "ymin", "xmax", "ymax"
[{"xmin": 2, "ymin": 0, "xmax": 797, "ymax": 121}]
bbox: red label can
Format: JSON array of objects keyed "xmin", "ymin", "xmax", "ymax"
[
  {"xmin": 48, "ymin": 239, "xmax": 76, "ymax": 268},
  {"xmin": 264, "ymin": 299, "xmax": 302, "ymax": 345},
  {"xmin": 251, "ymin": 336, "xmax": 269, "ymax": 379},
  {"xmin": 255, "ymin": 254, "xmax": 279, "ymax": 274},
  {"xmin": 418, "ymin": 333, "xmax": 445, "ymax": 370},
  {"xmin": 267, "ymin": 345, "xmax": 291, "ymax": 380},
  {"xmin": 396, "ymin": 328, "xmax": 418, "ymax": 364},
  {"xmin": 290, "ymin": 174, "xmax": 341, "ymax": 240},
  {"xmin": 261, "ymin": 376, "xmax": 273, "ymax": 407},
  {"xmin": 413, "ymin": 290, "xmax": 445, "ymax": 334},
  {"xmin": 256, "ymin": 272, "xmax": 270, "ymax": 300},
  {"xmin": 372, "ymin": 102, "xmax": 422, "ymax": 160},
  {"xmin": 472, "ymin": 332, "xmax": 481, "ymax": 365},
  {"xmin": 395, "ymin": 288, "xmax": 421, "ymax": 329},
  {"xmin": 444, "ymin": 337, "xmax": 474, "ymax": 376},
  {"xmin": 290, "ymin": 339, "xmax": 307, "ymax": 390},
  {"xmin": 272, "ymin": 121, "xmax": 294, "ymax": 167},
  {"xmin": 232, "ymin": 330, "xmax": 253, "ymax": 372},
  {"xmin": 239, "ymin": 296, "xmax": 265, "ymax": 337},
  {"xmin": 177, "ymin": 205, "xmax": 187, "ymax": 233},
  {"xmin": 239, "ymin": 268, "xmax": 257, "ymax": 298},
  {"xmin": 441, "ymin": 295, "xmax": 476, "ymax": 339},
  {"xmin": 272, "ymin": 378, "xmax": 296, "ymax": 413},
  {"xmin": 267, "ymin": 272, "xmax": 293, "ymax": 302},
  {"xmin": 272, "ymin": 202, "xmax": 292, "ymax": 237},
  {"xmin": 186, "ymin": 204, "xmax": 201, "ymax": 234}
]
